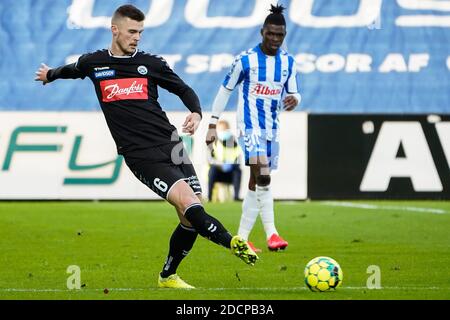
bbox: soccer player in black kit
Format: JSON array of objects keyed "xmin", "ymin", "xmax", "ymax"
[{"xmin": 35, "ymin": 4, "xmax": 258, "ymax": 289}]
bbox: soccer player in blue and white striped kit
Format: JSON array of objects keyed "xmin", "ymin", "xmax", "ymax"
[{"xmin": 206, "ymin": 4, "xmax": 301, "ymax": 252}]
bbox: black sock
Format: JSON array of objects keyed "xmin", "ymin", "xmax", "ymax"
[
  {"xmin": 184, "ymin": 204, "xmax": 232, "ymax": 249},
  {"xmin": 160, "ymin": 223, "xmax": 198, "ymax": 278}
]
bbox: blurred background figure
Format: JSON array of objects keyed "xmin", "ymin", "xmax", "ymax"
[{"xmin": 207, "ymin": 120, "xmax": 242, "ymax": 202}]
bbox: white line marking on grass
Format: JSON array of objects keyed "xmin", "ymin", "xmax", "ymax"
[
  {"xmin": 321, "ymin": 201, "xmax": 448, "ymax": 214},
  {"xmin": 0, "ymin": 288, "xmax": 147, "ymax": 293},
  {"xmin": 197, "ymin": 286, "xmax": 448, "ymax": 291},
  {"xmin": 0, "ymin": 286, "xmax": 448, "ymax": 293}
]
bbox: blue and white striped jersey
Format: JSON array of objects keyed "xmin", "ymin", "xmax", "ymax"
[{"xmin": 222, "ymin": 44, "xmax": 299, "ymax": 140}]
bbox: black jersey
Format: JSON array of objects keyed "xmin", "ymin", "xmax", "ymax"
[{"xmin": 47, "ymin": 49, "xmax": 202, "ymax": 155}]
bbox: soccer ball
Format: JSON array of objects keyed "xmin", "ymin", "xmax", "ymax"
[{"xmin": 304, "ymin": 256, "xmax": 343, "ymax": 292}]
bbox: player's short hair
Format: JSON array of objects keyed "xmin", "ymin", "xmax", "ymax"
[
  {"xmin": 263, "ymin": 4, "xmax": 286, "ymax": 27},
  {"xmin": 112, "ymin": 4, "xmax": 145, "ymax": 23}
]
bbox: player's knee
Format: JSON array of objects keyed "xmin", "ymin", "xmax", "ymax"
[
  {"xmin": 180, "ymin": 193, "xmax": 202, "ymax": 213},
  {"xmin": 256, "ymin": 174, "xmax": 271, "ymax": 186},
  {"xmin": 168, "ymin": 181, "xmax": 201, "ymax": 213}
]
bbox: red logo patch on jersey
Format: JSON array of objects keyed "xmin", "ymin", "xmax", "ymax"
[
  {"xmin": 251, "ymin": 83, "xmax": 281, "ymax": 96},
  {"xmin": 100, "ymin": 78, "xmax": 148, "ymax": 102}
]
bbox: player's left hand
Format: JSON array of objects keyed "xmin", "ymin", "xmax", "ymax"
[
  {"xmin": 182, "ymin": 112, "xmax": 202, "ymax": 135},
  {"xmin": 283, "ymin": 95, "xmax": 298, "ymax": 111},
  {"xmin": 34, "ymin": 63, "xmax": 51, "ymax": 85}
]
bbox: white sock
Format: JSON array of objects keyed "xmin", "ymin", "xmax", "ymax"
[
  {"xmin": 256, "ymin": 185, "xmax": 278, "ymax": 240},
  {"xmin": 237, "ymin": 190, "xmax": 259, "ymax": 240}
]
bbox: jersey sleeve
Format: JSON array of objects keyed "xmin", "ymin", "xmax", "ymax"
[
  {"xmin": 74, "ymin": 54, "xmax": 90, "ymax": 78},
  {"xmin": 46, "ymin": 54, "xmax": 89, "ymax": 82},
  {"xmin": 151, "ymin": 56, "xmax": 202, "ymax": 116},
  {"xmin": 151, "ymin": 56, "xmax": 187, "ymax": 92},
  {"xmin": 222, "ymin": 55, "xmax": 244, "ymax": 91},
  {"xmin": 210, "ymin": 85, "xmax": 232, "ymax": 120},
  {"xmin": 284, "ymin": 55, "xmax": 299, "ymax": 94}
]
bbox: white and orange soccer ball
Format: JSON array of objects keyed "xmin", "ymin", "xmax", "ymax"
[{"xmin": 304, "ymin": 256, "xmax": 343, "ymax": 292}]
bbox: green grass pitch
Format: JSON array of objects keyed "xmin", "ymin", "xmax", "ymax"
[{"xmin": 0, "ymin": 200, "xmax": 449, "ymax": 300}]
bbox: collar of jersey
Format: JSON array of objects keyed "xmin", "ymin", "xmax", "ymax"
[
  {"xmin": 108, "ymin": 48, "xmax": 138, "ymax": 58},
  {"xmin": 254, "ymin": 43, "xmax": 281, "ymax": 58}
]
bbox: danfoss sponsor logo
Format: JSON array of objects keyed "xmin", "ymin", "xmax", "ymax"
[
  {"xmin": 100, "ymin": 78, "xmax": 148, "ymax": 102},
  {"xmin": 106, "ymin": 81, "xmax": 143, "ymax": 99},
  {"xmin": 252, "ymin": 84, "xmax": 281, "ymax": 96}
]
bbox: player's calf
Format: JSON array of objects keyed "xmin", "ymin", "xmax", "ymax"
[{"xmin": 184, "ymin": 204, "xmax": 232, "ymax": 249}]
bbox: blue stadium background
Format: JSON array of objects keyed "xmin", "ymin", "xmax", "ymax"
[{"xmin": 0, "ymin": 0, "xmax": 449, "ymax": 113}]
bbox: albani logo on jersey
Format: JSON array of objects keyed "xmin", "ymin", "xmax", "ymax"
[
  {"xmin": 100, "ymin": 78, "xmax": 148, "ymax": 102},
  {"xmin": 251, "ymin": 84, "xmax": 281, "ymax": 96}
]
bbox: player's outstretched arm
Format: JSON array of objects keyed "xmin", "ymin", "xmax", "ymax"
[
  {"xmin": 283, "ymin": 58, "xmax": 301, "ymax": 111},
  {"xmin": 34, "ymin": 62, "xmax": 85, "ymax": 85},
  {"xmin": 34, "ymin": 63, "xmax": 51, "ymax": 85},
  {"xmin": 205, "ymin": 86, "xmax": 233, "ymax": 147}
]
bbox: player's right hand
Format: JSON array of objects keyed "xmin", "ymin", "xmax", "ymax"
[
  {"xmin": 205, "ymin": 124, "xmax": 217, "ymax": 148},
  {"xmin": 34, "ymin": 63, "xmax": 50, "ymax": 85},
  {"xmin": 283, "ymin": 95, "xmax": 299, "ymax": 111}
]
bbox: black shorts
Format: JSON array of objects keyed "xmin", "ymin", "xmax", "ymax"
[{"xmin": 124, "ymin": 143, "xmax": 202, "ymax": 199}]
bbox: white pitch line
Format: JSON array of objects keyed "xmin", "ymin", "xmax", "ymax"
[
  {"xmin": 0, "ymin": 288, "xmax": 147, "ymax": 292},
  {"xmin": 0, "ymin": 286, "xmax": 448, "ymax": 293},
  {"xmin": 193, "ymin": 286, "xmax": 448, "ymax": 291},
  {"xmin": 320, "ymin": 201, "xmax": 448, "ymax": 214}
]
